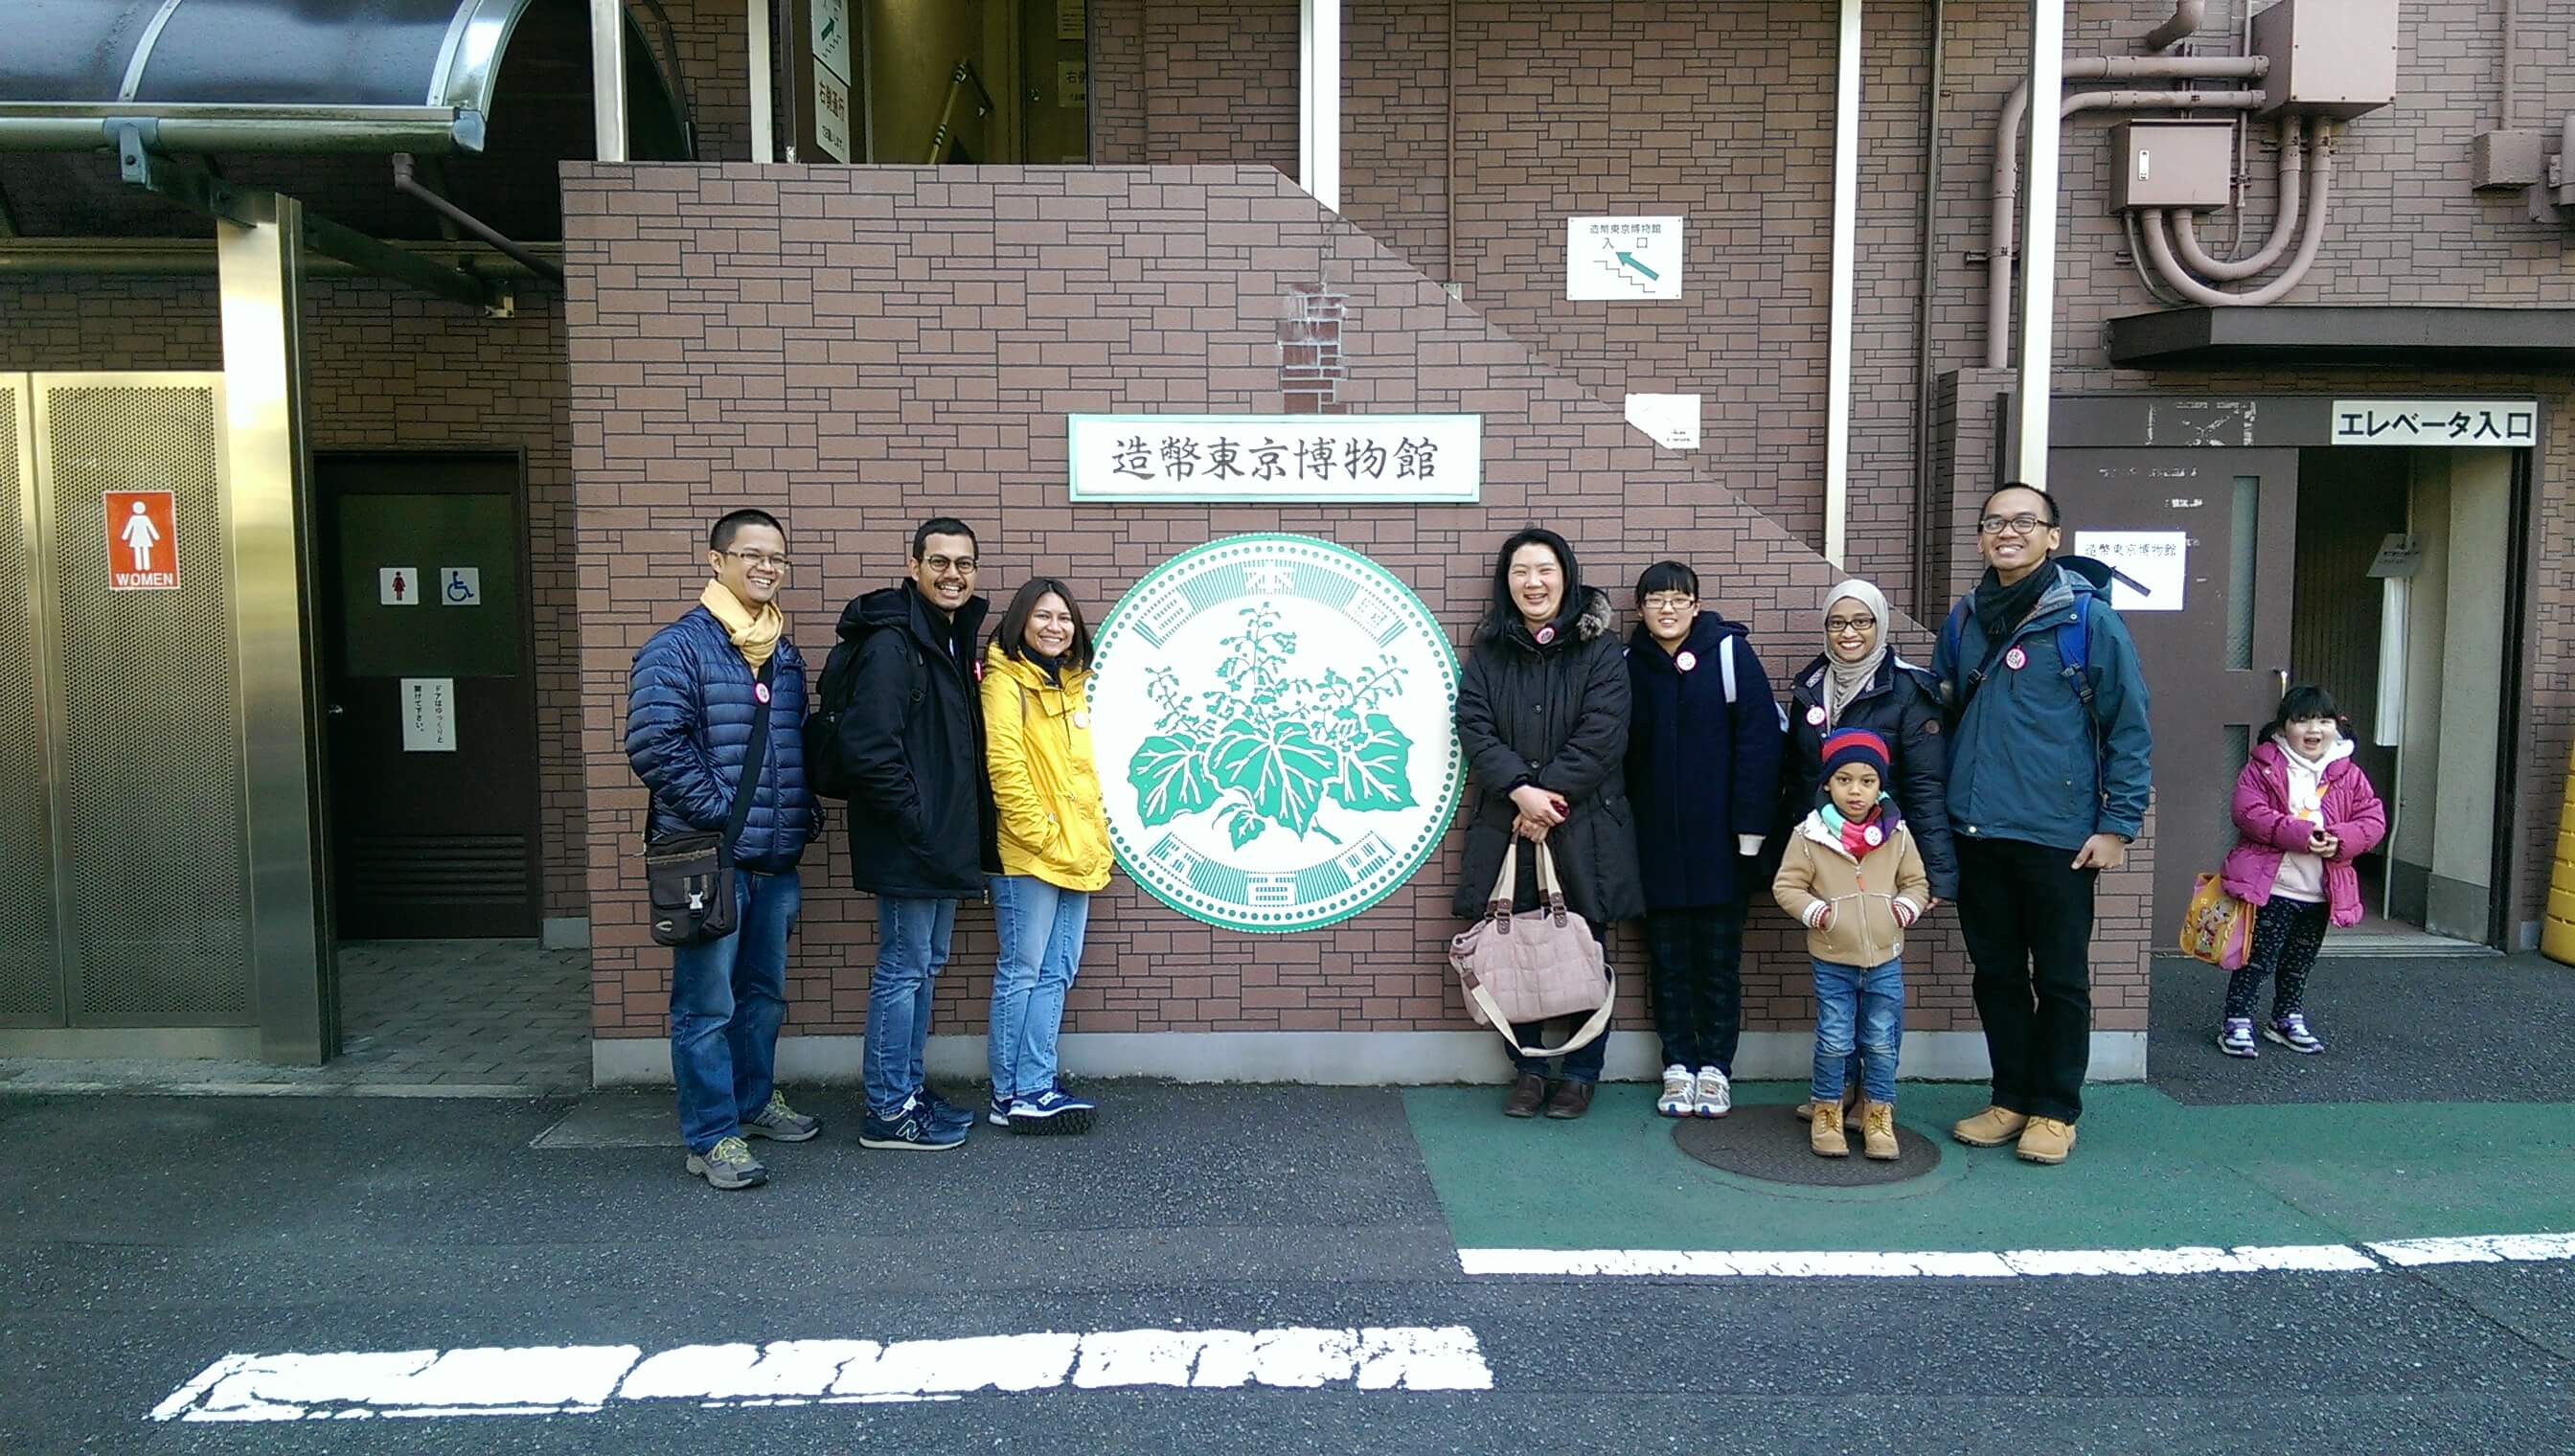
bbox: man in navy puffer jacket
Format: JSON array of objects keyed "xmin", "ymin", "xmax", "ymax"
[{"xmin": 626, "ymin": 509, "xmax": 820, "ymax": 1190}]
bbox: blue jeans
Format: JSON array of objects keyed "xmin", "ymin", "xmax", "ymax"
[
  {"xmin": 1812, "ymin": 956, "xmax": 1903, "ymax": 1105},
  {"xmin": 670, "ymin": 868, "xmax": 799, "ymax": 1153},
  {"xmin": 864, "ymin": 896, "xmax": 957, "ymax": 1117},
  {"xmin": 988, "ymin": 875, "xmax": 1092, "ymax": 1102}
]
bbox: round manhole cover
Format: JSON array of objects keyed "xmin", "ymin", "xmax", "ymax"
[{"xmin": 1673, "ymin": 1104, "xmax": 1943, "ymax": 1186}]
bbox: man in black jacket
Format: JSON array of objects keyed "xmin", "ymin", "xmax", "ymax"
[{"xmin": 832, "ymin": 517, "xmax": 996, "ymax": 1151}]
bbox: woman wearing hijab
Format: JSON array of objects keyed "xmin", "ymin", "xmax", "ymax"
[
  {"xmin": 1783, "ymin": 577, "xmax": 1956, "ymax": 1122},
  {"xmin": 1452, "ymin": 527, "xmax": 1644, "ymax": 1120}
]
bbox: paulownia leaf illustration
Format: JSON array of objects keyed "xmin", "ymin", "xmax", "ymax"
[
  {"xmin": 1207, "ymin": 716, "xmax": 1334, "ymax": 835},
  {"xmin": 1128, "ymin": 734, "xmax": 1220, "ymax": 826},
  {"xmin": 1327, "ymin": 713, "xmax": 1417, "ymax": 813},
  {"xmin": 1227, "ymin": 810, "xmax": 1265, "ymax": 850}
]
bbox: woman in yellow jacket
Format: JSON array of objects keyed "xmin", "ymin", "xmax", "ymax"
[{"xmin": 981, "ymin": 577, "xmax": 1114, "ymax": 1134}]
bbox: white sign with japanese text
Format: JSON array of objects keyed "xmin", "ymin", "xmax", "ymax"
[
  {"xmin": 809, "ymin": 0, "xmax": 853, "ymax": 162},
  {"xmin": 1624, "ymin": 393, "xmax": 1701, "ymax": 449},
  {"xmin": 2072, "ymin": 531, "xmax": 2188, "ymax": 613},
  {"xmin": 400, "ymin": 678, "xmax": 457, "ymax": 753},
  {"xmin": 1567, "ymin": 216, "xmax": 1683, "ymax": 301},
  {"xmin": 2330, "ymin": 399, "xmax": 2539, "ymax": 447},
  {"xmin": 1068, "ymin": 415, "xmax": 1481, "ymax": 503}
]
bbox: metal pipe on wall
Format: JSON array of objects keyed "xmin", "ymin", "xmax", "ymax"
[
  {"xmin": 749, "ymin": 0, "xmax": 775, "ymax": 162},
  {"xmin": 2139, "ymin": 121, "xmax": 2336, "ymax": 306},
  {"xmin": 2013, "ymin": 0, "xmax": 2064, "ymax": 486},
  {"xmin": 2142, "ymin": 0, "xmax": 2206, "ymax": 53},
  {"xmin": 589, "ymin": 0, "xmax": 630, "ymax": 162},
  {"xmin": 1908, "ymin": 0, "xmax": 1947, "ymax": 619},
  {"xmin": 1823, "ymin": 0, "xmax": 1862, "ymax": 568},
  {"xmin": 2172, "ymin": 116, "xmax": 2303, "ymax": 279},
  {"xmin": 1299, "ymin": 0, "xmax": 1342, "ymax": 211},
  {"xmin": 1984, "ymin": 54, "xmax": 2267, "ymax": 369}
]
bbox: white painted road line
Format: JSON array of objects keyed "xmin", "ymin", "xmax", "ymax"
[
  {"xmin": 2366, "ymin": 1232, "xmax": 2575, "ymax": 1267},
  {"xmin": 1458, "ymin": 1237, "xmax": 2574, "ymax": 1280},
  {"xmin": 148, "ymin": 1325, "xmax": 1495, "ymax": 1422}
]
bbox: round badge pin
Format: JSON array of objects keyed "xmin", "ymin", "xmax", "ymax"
[
  {"xmin": 1073, "ymin": 711, "xmax": 1090, "ymax": 729},
  {"xmin": 754, "ymin": 682, "xmax": 771, "ymax": 704},
  {"xmin": 1863, "ymin": 824, "xmax": 1884, "ymax": 847},
  {"xmin": 1535, "ymin": 625, "xmax": 1557, "ymax": 646},
  {"xmin": 2005, "ymin": 646, "xmax": 2028, "ymax": 671},
  {"xmin": 1806, "ymin": 705, "xmax": 1827, "ymax": 727},
  {"xmin": 1675, "ymin": 650, "xmax": 1698, "ymax": 672}
]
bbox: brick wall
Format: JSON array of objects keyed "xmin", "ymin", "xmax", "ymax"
[
  {"xmin": 0, "ymin": 276, "xmax": 590, "ymax": 920},
  {"xmin": 561, "ymin": 160, "xmax": 2157, "ymax": 1047},
  {"xmin": 1087, "ymin": 0, "xmax": 2575, "ymax": 938}
]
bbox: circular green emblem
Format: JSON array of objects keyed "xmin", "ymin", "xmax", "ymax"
[{"xmin": 1092, "ymin": 534, "xmax": 1463, "ymax": 934}]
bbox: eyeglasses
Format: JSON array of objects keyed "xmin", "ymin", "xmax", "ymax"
[
  {"xmin": 1825, "ymin": 615, "xmax": 1877, "ymax": 636},
  {"xmin": 1977, "ymin": 512, "xmax": 2055, "ymax": 536},
  {"xmin": 1641, "ymin": 593, "xmax": 1698, "ymax": 613},
  {"xmin": 920, "ymin": 555, "xmax": 977, "ymax": 575},
  {"xmin": 722, "ymin": 550, "xmax": 791, "ymax": 570}
]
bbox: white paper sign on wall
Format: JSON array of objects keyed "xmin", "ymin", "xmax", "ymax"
[
  {"xmin": 1567, "ymin": 216, "xmax": 1683, "ymax": 301},
  {"xmin": 2071, "ymin": 531, "xmax": 2188, "ymax": 613},
  {"xmin": 1624, "ymin": 393, "xmax": 1701, "ymax": 450},
  {"xmin": 401, "ymin": 677, "xmax": 458, "ymax": 752}
]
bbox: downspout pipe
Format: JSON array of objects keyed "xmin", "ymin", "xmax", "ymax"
[
  {"xmin": 2172, "ymin": 116, "xmax": 2304, "ymax": 279},
  {"xmin": 1824, "ymin": 0, "xmax": 1862, "ymax": 568},
  {"xmin": 1984, "ymin": 54, "xmax": 2267, "ymax": 369},
  {"xmin": 1909, "ymin": 0, "xmax": 1947, "ymax": 619},
  {"xmin": 2142, "ymin": 1, "xmax": 2206, "ymax": 54},
  {"xmin": 392, "ymin": 153, "xmax": 567, "ymax": 284},
  {"xmin": 2139, "ymin": 122, "xmax": 2336, "ymax": 307}
]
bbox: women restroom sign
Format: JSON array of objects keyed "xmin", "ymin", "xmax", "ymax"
[{"xmin": 103, "ymin": 490, "xmax": 179, "ymax": 591}]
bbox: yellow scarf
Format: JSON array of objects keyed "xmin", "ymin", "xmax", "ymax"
[{"xmin": 699, "ymin": 580, "xmax": 784, "ymax": 670}]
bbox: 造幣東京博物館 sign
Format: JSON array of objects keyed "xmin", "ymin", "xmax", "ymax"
[
  {"xmin": 1067, "ymin": 415, "xmax": 1479, "ymax": 503},
  {"xmin": 1090, "ymin": 535, "xmax": 1464, "ymax": 934}
]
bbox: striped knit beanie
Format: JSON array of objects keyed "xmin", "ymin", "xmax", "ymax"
[{"xmin": 1819, "ymin": 727, "xmax": 1892, "ymax": 784}]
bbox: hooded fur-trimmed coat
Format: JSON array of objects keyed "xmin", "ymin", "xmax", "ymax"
[{"xmin": 1451, "ymin": 587, "xmax": 1645, "ymax": 926}]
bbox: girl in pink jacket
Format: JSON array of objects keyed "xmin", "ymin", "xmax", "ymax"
[{"xmin": 2214, "ymin": 686, "xmax": 2387, "ymax": 1058}]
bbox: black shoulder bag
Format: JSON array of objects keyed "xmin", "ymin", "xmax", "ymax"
[{"xmin": 643, "ymin": 659, "xmax": 775, "ymax": 947}]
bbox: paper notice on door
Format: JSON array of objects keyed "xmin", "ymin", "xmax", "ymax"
[
  {"xmin": 2071, "ymin": 531, "xmax": 2187, "ymax": 612},
  {"xmin": 400, "ymin": 677, "xmax": 457, "ymax": 752},
  {"xmin": 1624, "ymin": 393, "xmax": 1701, "ymax": 450}
]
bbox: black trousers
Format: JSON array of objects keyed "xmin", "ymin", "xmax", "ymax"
[
  {"xmin": 2224, "ymin": 898, "xmax": 2329, "ymax": 1021},
  {"xmin": 1956, "ymin": 835, "xmax": 2099, "ymax": 1123},
  {"xmin": 1643, "ymin": 903, "xmax": 1746, "ymax": 1073}
]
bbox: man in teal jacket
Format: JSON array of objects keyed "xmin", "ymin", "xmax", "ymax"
[{"xmin": 1933, "ymin": 483, "xmax": 2153, "ymax": 1168}]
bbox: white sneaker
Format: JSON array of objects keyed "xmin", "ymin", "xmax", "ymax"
[
  {"xmin": 1656, "ymin": 1064, "xmax": 1695, "ymax": 1118},
  {"xmin": 1693, "ymin": 1067, "xmax": 1733, "ymax": 1119}
]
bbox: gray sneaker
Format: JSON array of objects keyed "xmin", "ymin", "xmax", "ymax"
[
  {"xmin": 684, "ymin": 1135, "xmax": 768, "ymax": 1190},
  {"xmin": 742, "ymin": 1091, "xmax": 820, "ymax": 1142}
]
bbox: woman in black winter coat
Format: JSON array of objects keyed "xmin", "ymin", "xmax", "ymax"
[
  {"xmin": 1623, "ymin": 560, "xmax": 1784, "ymax": 1123},
  {"xmin": 1783, "ymin": 578, "xmax": 1957, "ymax": 1117},
  {"xmin": 1452, "ymin": 528, "xmax": 1643, "ymax": 1121}
]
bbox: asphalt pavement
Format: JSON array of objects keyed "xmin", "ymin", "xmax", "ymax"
[{"xmin": 4, "ymin": 953, "xmax": 2571, "ymax": 1454}]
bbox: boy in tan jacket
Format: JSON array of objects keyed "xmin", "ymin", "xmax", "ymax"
[{"xmin": 1773, "ymin": 729, "xmax": 1929, "ymax": 1160}]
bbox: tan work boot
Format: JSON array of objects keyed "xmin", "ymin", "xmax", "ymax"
[
  {"xmin": 1860, "ymin": 1101, "xmax": 1899, "ymax": 1161},
  {"xmin": 2016, "ymin": 1116, "xmax": 2077, "ymax": 1165},
  {"xmin": 1811, "ymin": 1101, "xmax": 1850, "ymax": 1157},
  {"xmin": 1951, "ymin": 1104, "xmax": 2029, "ymax": 1148},
  {"xmin": 1794, "ymin": 1081, "xmax": 1861, "ymax": 1123}
]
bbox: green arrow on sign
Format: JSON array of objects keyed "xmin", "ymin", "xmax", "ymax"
[{"xmin": 1614, "ymin": 250, "xmax": 1659, "ymax": 282}]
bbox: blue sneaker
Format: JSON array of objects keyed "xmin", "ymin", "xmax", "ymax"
[
  {"xmin": 918, "ymin": 1087, "xmax": 976, "ymax": 1131},
  {"xmin": 859, "ymin": 1096, "xmax": 968, "ymax": 1151},
  {"xmin": 1007, "ymin": 1088, "xmax": 1098, "ymax": 1136},
  {"xmin": 988, "ymin": 1092, "xmax": 1014, "ymax": 1128},
  {"xmin": 2264, "ymin": 1013, "xmax": 2325, "ymax": 1055}
]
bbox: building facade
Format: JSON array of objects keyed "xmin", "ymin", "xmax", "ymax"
[{"xmin": 1, "ymin": 0, "xmax": 2566, "ymax": 1085}]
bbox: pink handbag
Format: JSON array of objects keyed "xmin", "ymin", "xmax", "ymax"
[{"xmin": 1447, "ymin": 836, "xmax": 1614, "ymax": 1057}]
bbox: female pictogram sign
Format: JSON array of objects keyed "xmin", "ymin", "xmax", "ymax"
[{"xmin": 104, "ymin": 490, "xmax": 179, "ymax": 591}]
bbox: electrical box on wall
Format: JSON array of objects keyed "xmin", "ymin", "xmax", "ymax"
[
  {"xmin": 2109, "ymin": 120, "xmax": 2236, "ymax": 210},
  {"xmin": 2251, "ymin": 0, "xmax": 2399, "ymax": 119},
  {"xmin": 2473, "ymin": 130, "xmax": 2544, "ymax": 191}
]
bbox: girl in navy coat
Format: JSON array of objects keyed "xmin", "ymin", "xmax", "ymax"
[{"xmin": 1623, "ymin": 560, "xmax": 1785, "ymax": 1119}]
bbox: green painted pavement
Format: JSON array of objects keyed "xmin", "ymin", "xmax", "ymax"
[{"xmin": 1400, "ymin": 1081, "xmax": 2575, "ymax": 1253}]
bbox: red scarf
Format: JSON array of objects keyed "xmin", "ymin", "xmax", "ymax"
[{"xmin": 1838, "ymin": 806, "xmax": 1886, "ymax": 859}]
